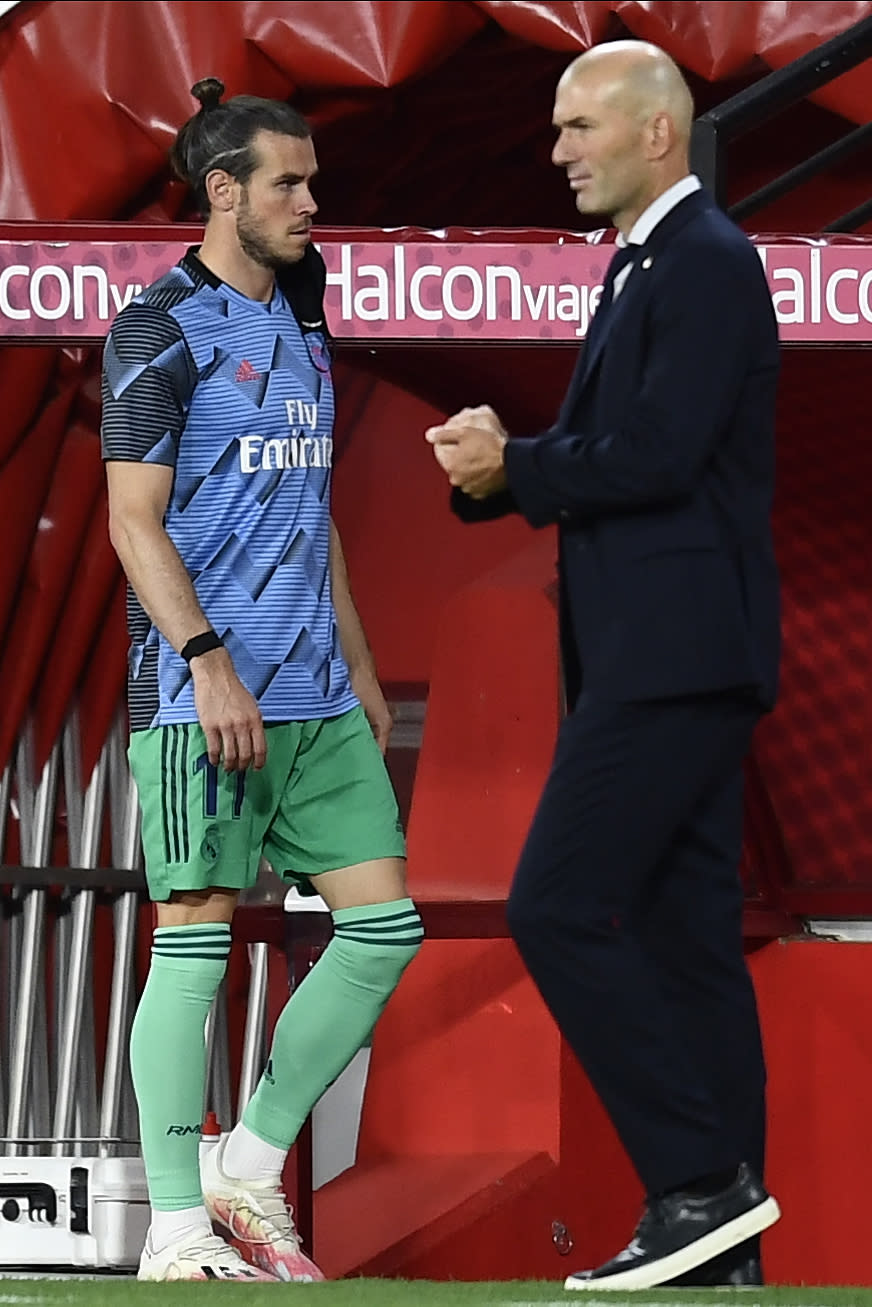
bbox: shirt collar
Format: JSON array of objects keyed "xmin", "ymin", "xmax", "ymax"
[{"xmin": 616, "ymin": 174, "xmax": 702, "ymax": 248}]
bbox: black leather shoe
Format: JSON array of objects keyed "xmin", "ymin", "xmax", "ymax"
[
  {"xmin": 564, "ymin": 1163, "xmax": 779, "ymax": 1292},
  {"xmin": 668, "ymin": 1249, "xmax": 763, "ymax": 1286}
]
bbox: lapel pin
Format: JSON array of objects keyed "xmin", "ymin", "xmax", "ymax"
[{"xmin": 641, "ymin": 256, "xmax": 653, "ymax": 270}]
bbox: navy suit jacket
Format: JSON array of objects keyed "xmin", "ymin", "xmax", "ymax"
[{"xmin": 454, "ymin": 189, "xmax": 781, "ymax": 710}]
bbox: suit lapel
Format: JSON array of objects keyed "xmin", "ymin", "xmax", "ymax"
[
  {"xmin": 566, "ymin": 189, "xmax": 715, "ymax": 410},
  {"xmin": 576, "ymin": 265, "xmax": 642, "ymax": 389}
]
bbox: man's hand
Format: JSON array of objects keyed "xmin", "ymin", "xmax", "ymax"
[
  {"xmin": 352, "ymin": 667, "xmax": 393, "ymax": 754},
  {"xmin": 425, "ymin": 405, "xmax": 509, "ymax": 499},
  {"xmin": 191, "ymin": 647, "xmax": 267, "ymax": 772}
]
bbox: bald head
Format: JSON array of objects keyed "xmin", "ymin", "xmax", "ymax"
[
  {"xmin": 561, "ymin": 41, "xmax": 694, "ymax": 143},
  {"xmin": 551, "ymin": 40, "xmax": 695, "ymax": 235}
]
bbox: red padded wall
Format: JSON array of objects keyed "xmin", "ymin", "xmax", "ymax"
[{"xmin": 755, "ymin": 348, "xmax": 872, "ymax": 911}]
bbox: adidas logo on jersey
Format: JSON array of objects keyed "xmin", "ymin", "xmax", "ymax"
[{"xmin": 235, "ymin": 359, "xmax": 262, "ymax": 383}]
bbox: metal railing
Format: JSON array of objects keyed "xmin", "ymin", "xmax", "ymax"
[
  {"xmin": 691, "ymin": 15, "xmax": 872, "ymax": 232},
  {"xmin": 1, "ymin": 711, "xmax": 137, "ymax": 1156},
  {"xmin": 0, "ymin": 708, "xmax": 250, "ymax": 1160}
]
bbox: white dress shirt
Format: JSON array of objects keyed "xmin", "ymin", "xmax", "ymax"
[{"xmin": 612, "ymin": 174, "xmax": 702, "ymax": 300}]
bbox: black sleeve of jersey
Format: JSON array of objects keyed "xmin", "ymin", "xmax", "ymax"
[{"xmin": 101, "ymin": 303, "xmax": 197, "ymax": 466}]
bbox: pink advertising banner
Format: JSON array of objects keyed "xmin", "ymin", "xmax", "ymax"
[{"xmin": 1, "ymin": 229, "xmax": 872, "ymax": 344}]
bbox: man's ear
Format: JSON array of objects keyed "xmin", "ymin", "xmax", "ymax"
[
  {"xmin": 205, "ymin": 168, "xmax": 236, "ymax": 212},
  {"xmin": 646, "ymin": 110, "xmax": 673, "ymax": 162}
]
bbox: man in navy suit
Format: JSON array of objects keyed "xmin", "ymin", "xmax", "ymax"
[{"xmin": 426, "ymin": 40, "xmax": 782, "ymax": 1292}]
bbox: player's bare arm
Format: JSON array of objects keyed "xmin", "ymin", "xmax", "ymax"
[
  {"xmin": 106, "ymin": 460, "xmax": 266, "ymax": 772},
  {"xmin": 329, "ymin": 517, "xmax": 392, "ymax": 752}
]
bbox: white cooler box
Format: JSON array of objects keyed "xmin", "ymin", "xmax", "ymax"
[{"xmin": 0, "ymin": 1156, "xmax": 149, "ymax": 1268}]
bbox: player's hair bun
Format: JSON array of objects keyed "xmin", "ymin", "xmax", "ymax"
[{"xmin": 191, "ymin": 78, "xmax": 225, "ymax": 112}]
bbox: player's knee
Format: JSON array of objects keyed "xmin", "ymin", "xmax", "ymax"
[
  {"xmin": 331, "ymin": 901, "xmax": 424, "ymax": 994},
  {"xmin": 156, "ymin": 887, "xmax": 238, "ymax": 928}
]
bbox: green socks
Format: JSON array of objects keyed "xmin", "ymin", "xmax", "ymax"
[
  {"xmin": 242, "ymin": 898, "xmax": 423, "ymax": 1150},
  {"xmin": 130, "ymin": 923, "xmax": 230, "ymax": 1211},
  {"xmin": 131, "ymin": 902, "xmax": 423, "ymax": 1202}
]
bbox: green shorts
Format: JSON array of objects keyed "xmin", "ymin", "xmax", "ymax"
[{"xmin": 128, "ymin": 706, "xmax": 406, "ymax": 903}]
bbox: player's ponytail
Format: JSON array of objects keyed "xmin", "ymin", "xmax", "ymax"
[{"xmin": 191, "ymin": 77, "xmax": 224, "ymax": 113}]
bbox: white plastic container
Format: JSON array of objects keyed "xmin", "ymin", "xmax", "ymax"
[
  {"xmin": 0, "ymin": 1155, "xmax": 149, "ymax": 1268},
  {"xmin": 198, "ymin": 1111, "xmax": 222, "ymax": 1171}
]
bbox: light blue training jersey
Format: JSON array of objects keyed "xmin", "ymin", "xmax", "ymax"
[{"xmin": 101, "ymin": 247, "xmax": 357, "ymax": 730}]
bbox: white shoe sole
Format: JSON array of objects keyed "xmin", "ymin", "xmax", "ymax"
[{"xmin": 564, "ymin": 1195, "xmax": 781, "ymax": 1292}]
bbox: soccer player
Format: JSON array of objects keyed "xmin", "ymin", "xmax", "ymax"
[{"xmin": 101, "ymin": 78, "xmax": 422, "ymax": 1283}]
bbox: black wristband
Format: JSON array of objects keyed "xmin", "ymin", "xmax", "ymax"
[{"xmin": 181, "ymin": 629, "xmax": 223, "ymax": 664}]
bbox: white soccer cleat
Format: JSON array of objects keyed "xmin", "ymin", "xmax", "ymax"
[
  {"xmin": 138, "ymin": 1226, "xmax": 278, "ymax": 1281},
  {"xmin": 202, "ymin": 1136, "xmax": 326, "ymax": 1282}
]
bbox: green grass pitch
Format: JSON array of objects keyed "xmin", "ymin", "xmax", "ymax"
[{"xmin": 2, "ymin": 1280, "xmax": 872, "ymax": 1306}]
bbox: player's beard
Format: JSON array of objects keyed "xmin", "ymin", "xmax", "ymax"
[{"xmin": 236, "ymin": 194, "xmax": 296, "ymax": 269}]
